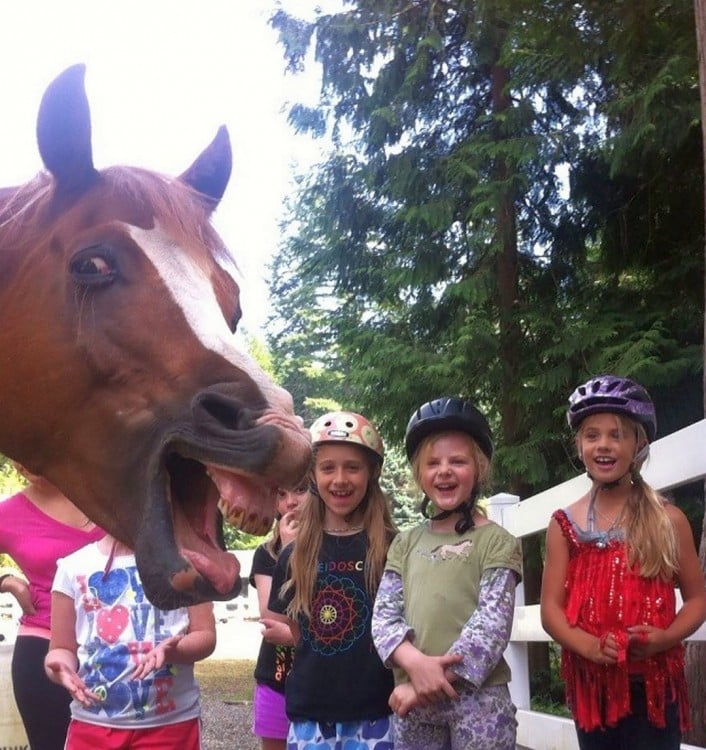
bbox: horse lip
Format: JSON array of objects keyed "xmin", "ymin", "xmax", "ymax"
[
  {"xmin": 165, "ymin": 422, "xmax": 281, "ymax": 476},
  {"xmin": 135, "ymin": 476, "xmax": 242, "ymax": 609},
  {"xmin": 134, "ymin": 479, "xmax": 200, "ymax": 609},
  {"xmin": 134, "ymin": 428, "xmax": 279, "ymax": 608},
  {"xmin": 133, "ymin": 409, "xmax": 310, "ymax": 608}
]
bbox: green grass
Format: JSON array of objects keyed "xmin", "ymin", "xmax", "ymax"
[{"xmin": 195, "ymin": 659, "xmax": 256, "ymax": 703}]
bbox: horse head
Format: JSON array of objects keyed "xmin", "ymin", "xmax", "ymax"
[{"xmin": 0, "ymin": 65, "xmax": 311, "ymax": 608}]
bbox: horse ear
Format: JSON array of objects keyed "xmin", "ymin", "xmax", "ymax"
[
  {"xmin": 179, "ymin": 126, "xmax": 232, "ymax": 210},
  {"xmin": 36, "ymin": 64, "xmax": 98, "ymax": 194}
]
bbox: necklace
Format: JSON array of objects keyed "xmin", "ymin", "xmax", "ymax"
[
  {"xmin": 587, "ymin": 492, "xmax": 626, "ymax": 549},
  {"xmin": 592, "ymin": 502, "xmax": 625, "ymax": 527},
  {"xmin": 323, "ymin": 525, "xmax": 364, "ymax": 534}
]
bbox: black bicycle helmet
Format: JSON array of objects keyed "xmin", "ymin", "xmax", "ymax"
[
  {"xmin": 567, "ymin": 374, "xmax": 657, "ymax": 442},
  {"xmin": 405, "ymin": 397, "xmax": 494, "ymax": 461}
]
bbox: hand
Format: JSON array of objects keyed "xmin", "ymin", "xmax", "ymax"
[
  {"xmin": 628, "ymin": 625, "xmax": 663, "ymax": 659},
  {"xmin": 131, "ymin": 635, "xmax": 183, "ymax": 679},
  {"xmin": 3, "ymin": 576, "xmax": 36, "ymax": 616},
  {"xmin": 593, "ymin": 630, "xmax": 627, "ymax": 665},
  {"xmin": 405, "ymin": 651, "xmax": 463, "ymax": 705},
  {"xmin": 594, "ymin": 632, "xmax": 618, "ymax": 665},
  {"xmin": 389, "ymin": 683, "xmax": 419, "ymax": 717},
  {"xmin": 279, "ymin": 511, "xmax": 300, "ymax": 546},
  {"xmin": 260, "ymin": 617, "xmax": 295, "ymax": 646},
  {"xmin": 45, "ymin": 657, "xmax": 100, "ymax": 707}
]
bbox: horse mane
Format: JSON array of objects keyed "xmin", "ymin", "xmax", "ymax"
[
  {"xmin": 0, "ymin": 174, "xmax": 54, "ymax": 245},
  {"xmin": 0, "ymin": 166, "xmax": 237, "ymax": 272}
]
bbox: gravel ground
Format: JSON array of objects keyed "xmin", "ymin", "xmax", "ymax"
[{"xmin": 201, "ymin": 696, "xmax": 259, "ymax": 750}]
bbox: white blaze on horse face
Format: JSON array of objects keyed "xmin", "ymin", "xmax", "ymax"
[{"xmin": 127, "ymin": 222, "xmax": 285, "ymax": 407}]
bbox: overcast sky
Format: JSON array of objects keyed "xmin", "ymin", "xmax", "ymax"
[{"xmin": 0, "ymin": 1, "xmax": 334, "ymax": 336}]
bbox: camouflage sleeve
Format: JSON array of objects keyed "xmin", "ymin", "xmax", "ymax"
[
  {"xmin": 448, "ymin": 566, "xmax": 516, "ymax": 687},
  {"xmin": 372, "ymin": 569, "xmax": 414, "ymax": 667}
]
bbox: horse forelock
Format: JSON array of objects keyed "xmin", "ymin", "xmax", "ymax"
[
  {"xmin": 0, "ymin": 166, "xmax": 238, "ymax": 274},
  {"xmin": 103, "ymin": 166, "xmax": 239, "ymax": 272}
]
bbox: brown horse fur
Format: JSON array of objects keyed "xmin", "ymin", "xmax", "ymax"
[{"xmin": 0, "ymin": 65, "xmax": 311, "ymax": 608}]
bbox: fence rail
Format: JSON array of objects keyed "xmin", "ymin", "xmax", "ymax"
[{"xmin": 485, "ymin": 418, "xmax": 706, "ymax": 750}]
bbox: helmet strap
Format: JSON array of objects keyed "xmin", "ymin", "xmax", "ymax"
[
  {"xmin": 421, "ymin": 494, "xmax": 477, "ymax": 535},
  {"xmin": 421, "ymin": 495, "xmax": 452, "ymax": 522}
]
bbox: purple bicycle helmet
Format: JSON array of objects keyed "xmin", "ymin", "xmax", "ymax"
[
  {"xmin": 405, "ymin": 397, "xmax": 493, "ymax": 461},
  {"xmin": 567, "ymin": 374, "xmax": 657, "ymax": 441}
]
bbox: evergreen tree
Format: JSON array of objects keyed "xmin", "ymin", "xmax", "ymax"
[{"xmin": 268, "ymin": 0, "xmax": 702, "ymax": 492}]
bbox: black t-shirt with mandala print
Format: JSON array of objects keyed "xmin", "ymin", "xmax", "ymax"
[{"xmin": 269, "ymin": 531, "xmax": 393, "ymax": 723}]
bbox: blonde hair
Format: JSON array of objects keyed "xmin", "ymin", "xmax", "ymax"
[
  {"xmin": 283, "ymin": 445, "xmax": 396, "ymax": 620},
  {"xmin": 264, "ymin": 520, "xmax": 285, "ymax": 559},
  {"xmin": 264, "ymin": 486, "xmax": 310, "ymax": 560},
  {"xmin": 411, "ymin": 430, "xmax": 492, "ymax": 505},
  {"xmin": 577, "ymin": 415, "xmax": 678, "ymax": 579}
]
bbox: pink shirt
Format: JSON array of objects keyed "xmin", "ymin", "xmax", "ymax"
[{"xmin": 0, "ymin": 492, "xmax": 104, "ymax": 630}]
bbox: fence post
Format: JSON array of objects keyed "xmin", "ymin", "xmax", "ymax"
[{"xmin": 486, "ymin": 492, "xmax": 530, "ymax": 711}]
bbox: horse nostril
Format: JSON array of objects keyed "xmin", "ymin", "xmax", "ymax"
[{"xmin": 199, "ymin": 396, "xmax": 247, "ymax": 430}]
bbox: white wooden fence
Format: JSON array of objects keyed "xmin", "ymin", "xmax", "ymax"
[{"xmin": 485, "ymin": 418, "xmax": 706, "ymax": 750}]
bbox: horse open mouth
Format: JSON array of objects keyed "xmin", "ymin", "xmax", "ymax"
[
  {"xmin": 135, "ymin": 393, "xmax": 311, "ymax": 609},
  {"xmin": 146, "ymin": 453, "xmax": 278, "ymax": 605}
]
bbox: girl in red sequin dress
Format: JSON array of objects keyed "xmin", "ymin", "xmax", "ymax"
[{"xmin": 540, "ymin": 375, "xmax": 706, "ymax": 750}]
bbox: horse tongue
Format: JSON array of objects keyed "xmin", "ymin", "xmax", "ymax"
[
  {"xmin": 207, "ymin": 465, "xmax": 276, "ymax": 537},
  {"xmin": 180, "ymin": 548, "xmax": 240, "ymax": 595}
]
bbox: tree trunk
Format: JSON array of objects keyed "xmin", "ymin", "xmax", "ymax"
[
  {"xmin": 490, "ymin": 45, "xmax": 550, "ymax": 682},
  {"xmin": 684, "ymin": 0, "xmax": 706, "ymax": 743}
]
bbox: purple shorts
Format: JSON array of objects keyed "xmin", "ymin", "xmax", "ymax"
[{"xmin": 253, "ymin": 682, "xmax": 289, "ymax": 740}]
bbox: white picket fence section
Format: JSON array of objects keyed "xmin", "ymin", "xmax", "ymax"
[{"xmin": 485, "ymin": 418, "xmax": 706, "ymax": 750}]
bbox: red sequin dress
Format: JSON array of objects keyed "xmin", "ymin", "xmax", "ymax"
[{"xmin": 554, "ymin": 509, "xmax": 689, "ymax": 731}]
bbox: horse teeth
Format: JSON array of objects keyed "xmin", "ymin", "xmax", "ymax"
[{"xmin": 217, "ymin": 497, "xmax": 244, "ymax": 527}]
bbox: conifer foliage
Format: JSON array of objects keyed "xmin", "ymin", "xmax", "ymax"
[{"xmin": 267, "ymin": 0, "xmax": 703, "ymax": 496}]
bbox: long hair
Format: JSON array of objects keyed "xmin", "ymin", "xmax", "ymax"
[
  {"xmin": 577, "ymin": 415, "xmax": 678, "ymax": 579},
  {"xmin": 263, "ymin": 518, "xmax": 285, "ymax": 561},
  {"xmin": 283, "ymin": 444, "xmax": 396, "ymax": 620}
]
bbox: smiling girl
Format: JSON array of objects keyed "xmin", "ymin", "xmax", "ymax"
[
  {"xmin": 372, "ymin": 397, "xmax": 522, "ymax": 750},
  {"xmin": 540, "ymin": 375, "xmax": 706, "ymax": 750},
  {"xmin": 268, "ymin": 411, "xmax": 396, "ymax": 750}
]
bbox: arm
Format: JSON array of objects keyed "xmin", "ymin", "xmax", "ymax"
[
  {"xmin": 628, "ymin": 505, "xmax": 706, "ymax": 657},
  {"xmin": 0, "ymin": 572, "xmax": 35, "ymax": 615},
  {"xmin": 265, "ymin": 551, "xmax": 301, "ymax": 645},
  {"xmin": 371, "ymin": 569, "xmax": 414, "ymax": 665},
  {"xmin": 446, "ymin": 566, "xmax": 516, "ymax": 687},
  {"xmin": 374, "ymin": 571, "xmax": 461, "ymax": 703},
  {"xmin": 45, "ymin": 591, "xmax": 100, "ymax": 706},
  {"xmin": 254, "ymin": 572, "xmax": 295, "ymax": 647},
  {"xmin": 132, "ymin": 602, "xmax": 216, "ymax": 679},
  {"xmin": 540, "ymin": 517, "xmax": 613, "ymax": 665}
]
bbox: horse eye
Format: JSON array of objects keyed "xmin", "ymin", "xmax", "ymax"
[{"xmin": 70, "ymin": 248, "xmax": 117, "ymax": 286}]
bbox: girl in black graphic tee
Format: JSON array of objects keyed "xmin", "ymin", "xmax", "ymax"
[{"xmin": 269, "ymin": 411, "xmax": 396, "ymax": 750}]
